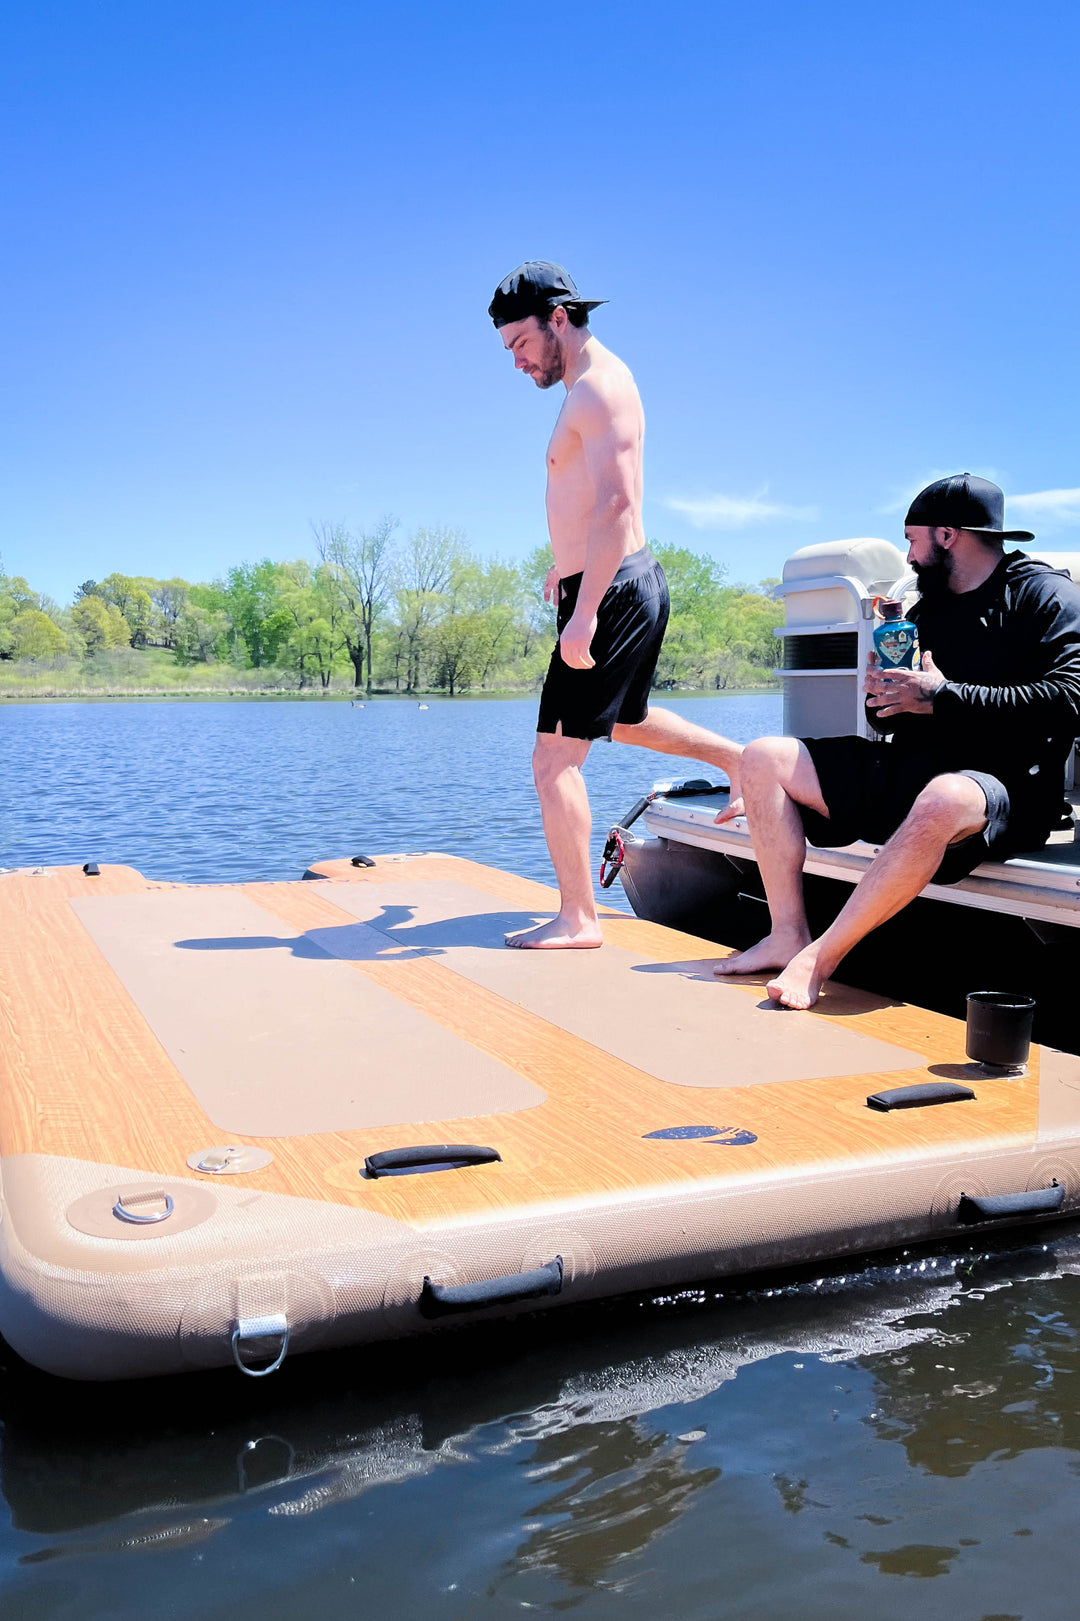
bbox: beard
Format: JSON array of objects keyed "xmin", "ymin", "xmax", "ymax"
[
  {"xmin": 912, "ymin": 537, "xmax": 953, "ymax": 597},
  {"xmin": 532, "ymin": 329, "xmax": 565, "ymax": 389}
]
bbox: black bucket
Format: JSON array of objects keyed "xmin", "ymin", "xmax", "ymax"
[{"xmin": 965, "ymin": 990, "xmax": 1036, "ymax": 1071}]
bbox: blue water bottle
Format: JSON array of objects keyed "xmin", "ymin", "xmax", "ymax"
[{"xmin": 873, "ymin": 599, "xmax": 920, "ymax": 670}]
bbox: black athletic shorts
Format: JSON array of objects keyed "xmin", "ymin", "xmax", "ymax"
[
  {"xmin": 537, "ymin": 549, "xmax": 669, "ymax": 741},
  {"xmin": 797, "ymin": 735, "xmax": 1039, "ymax": 885}
]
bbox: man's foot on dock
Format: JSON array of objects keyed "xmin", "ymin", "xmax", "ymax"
[
  {"xmin": 505, "ymin": 917, "xmax": 604, "ymax": 950},
  {"xmin": 713, "ymin": 929, "xmax": 810, "ymax": 978},
  {"xmin": 766, "ymin": 943, "xmax": 827, "ymax": 1009}
]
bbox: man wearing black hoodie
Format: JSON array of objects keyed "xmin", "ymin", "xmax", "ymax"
[{"xmin": 716, "ymin": 475, "xmax": 1080, "ymax": 1008}]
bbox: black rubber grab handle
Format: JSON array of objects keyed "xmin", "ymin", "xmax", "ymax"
[
  {"xmin": 867, "ymin": 1081, "xmax": 976, "ymax": 1111},
  {"xmin": 959, "ymin": 1183, "xmax": 1065, "ymax": 1223},
  {"xmin": 665, "ymin": 778, "xmax": 722, "ymax": 798},
  {"xmin": 364, "ymin": 1144, "xmax": 501, "ymax": 1178},
  {"xmin": 420, "ymin": 1256, "xmax": 563, "ymax": 1318}
]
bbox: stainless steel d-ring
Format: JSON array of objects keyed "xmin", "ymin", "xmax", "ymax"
[
  {"xmin": 231, "ymin": 1315, "xmax": 290, "ymax": 1378},
  {"xmin": 112, "ymin": 1191, "xmax": 175, "ymax": 1224}
]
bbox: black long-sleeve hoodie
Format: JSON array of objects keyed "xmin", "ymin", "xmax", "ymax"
[{"xmin": 867, "ymin": 552, "xmax": 1080, "ymax": 843}]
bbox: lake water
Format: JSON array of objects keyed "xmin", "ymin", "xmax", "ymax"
[
  {"xmin": 0, "ymin": 693, "xmax": 778, "ymax": 892},
  {"xmin": 3, "ymin": 694, "xmax": 1080, "ymax": 1621}
]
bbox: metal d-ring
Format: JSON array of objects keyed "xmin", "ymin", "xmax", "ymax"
[
  {"xmin": 231, "ymin": 1314, "xmax": 291, "ymax": 1378},
  {"xmin": 112, "ymin": 1191, "xmax": 175, "ymax": 1225}
]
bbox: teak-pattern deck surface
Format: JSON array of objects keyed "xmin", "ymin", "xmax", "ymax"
[{"xmin": 0, "ymin": 857, "xmax": 1045, "ymax": 1230}]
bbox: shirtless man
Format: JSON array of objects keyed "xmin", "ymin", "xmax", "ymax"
[{"xmin": 488, "ymin": 261, "xmax": 744, "ymax": 949}]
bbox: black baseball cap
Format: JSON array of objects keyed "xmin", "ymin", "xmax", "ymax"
[
  {"xmin": 488, "ymin": 261, "xmax": 607, "ymax": 328},
  {"xmin": 905, "ymin": 473, "xmax": 1034, "ymax": 541}
]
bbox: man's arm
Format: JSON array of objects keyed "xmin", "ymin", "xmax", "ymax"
[
  {"xmin": 865, "ymin": 581, "xmax": 1080, "ymax": 734},
  {"xmin": 558, "ymin": 379, "xmax": 640, "ymax": 670},
  {"xmin": 932, "ymin": 583, "xmax": 1080, "ymax": 735}
]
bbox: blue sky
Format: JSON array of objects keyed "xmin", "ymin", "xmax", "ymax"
[{"xmin": 3, "ymin": 0, "xmax": 1077, "ymax": 603}]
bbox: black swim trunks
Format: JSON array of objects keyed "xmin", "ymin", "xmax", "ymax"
[
  {"xmin": 797, "ymin": 734, "xmax": 1045, "ymax": 885},
  {"xmin": 537, "ymin": 548, "xmax": 669, "ymax": 741}
]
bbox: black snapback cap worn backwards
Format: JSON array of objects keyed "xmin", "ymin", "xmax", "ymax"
[
  {"xmin": 488, "ymin": 261, "xmax": 607, "ymax": 328},
  {"xmin": 905, "ymin": 473, "xmax": 1034, "ymax": 542}
]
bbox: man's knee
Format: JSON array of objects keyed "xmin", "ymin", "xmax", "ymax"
[
  {"xmin": 740, "ymin": 735, "xmax": 828, "ymax": 817},
  {"xmin": 741, "ymin": 735, "xmax": 791, "ymax": 776},
  {"xmin": 909, "ymin": 774, "xmax": 988, "ymax": 840},
  {"xmin": 532, "ymin": 732, "xmax": 589, "ymax": 787},
  {"xmin": 532, "ymin": 737, "xmax": 559, "ymax": 785},
  {"xmin": 741, "ymin": 735, "xmax": 810, "ymax": 789}
]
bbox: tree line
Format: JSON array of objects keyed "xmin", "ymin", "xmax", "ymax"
[{"xmin": 0, "ymin": 523, "xmax": 782, "ymax": 694}]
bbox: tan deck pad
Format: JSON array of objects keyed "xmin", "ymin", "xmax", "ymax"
[
  {"xmin": 318, "ymin": 879, "xmax": 930, "ymax": 1089},
  {"xmin": 70, "ymin": 891, "xmax": 545, "ymax": 1137}
]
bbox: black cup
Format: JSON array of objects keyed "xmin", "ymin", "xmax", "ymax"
[{"xmin": 965, "ymin": 990, "xmax": 1035, "ymax": 1070}]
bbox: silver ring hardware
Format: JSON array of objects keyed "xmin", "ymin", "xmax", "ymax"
[
  {"xmin": 231, "ymin": 1313, "xmax": 290, "ymax": 1378},
  {"xmin": 112, "ymin": 1190, "xmax": 175, "ymax": 1225}
]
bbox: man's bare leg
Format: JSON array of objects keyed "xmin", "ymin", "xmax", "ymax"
[
  {"xmin": 612, "ymin": 706, "xmax": 745, "ymax": 820},
  {"xmin": 715, "ymin": 737, "xmax": 826, "ymax": 977},
  {"xmin": 768, "ymin": 774, "xmax": 988, "ymax": 1009},
  {"xmin": 506, "ymin": 731, "xmax": 603, "ymax": 949}
]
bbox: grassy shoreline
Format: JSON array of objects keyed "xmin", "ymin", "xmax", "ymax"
[
  {"xmin": 0, "ymin": 682, "xmax": 779, "ymax": 703},
  {"xmin": 0, "ymin": 643, "xmax": 779, "ymax": 702}
]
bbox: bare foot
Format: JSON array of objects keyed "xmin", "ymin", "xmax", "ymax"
[
  {"xmin": 505, "ymin": 916, "xmax": 604, "ymax": 950},
  {"xmin": 714, "ymin": 794, "xmax": 745, "ymax": 824},
  {"xmin": 766, "ymin": 943, "xmax": 829, "ymax": 1009},
  {"xmin": 714, "ymin": 928, "xmax": 810, "ymax": 977}
]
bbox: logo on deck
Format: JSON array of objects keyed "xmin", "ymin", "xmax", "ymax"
[{"xmin": 643, "ymin": 1125, "xmax": 758, "ymax": 1146}]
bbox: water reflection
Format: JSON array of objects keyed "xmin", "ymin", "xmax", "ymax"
[
  {"xmin": 4, "ymin": 1229, "xmax": 1080, "ymax": 1616},
  {"xmin": 865, "ymin": 1267, "xmax": 1079, "ymax": 1477},
  {"xmin": 509, "ymin": 1419, "xmax": 720, "ymax": 1590}
]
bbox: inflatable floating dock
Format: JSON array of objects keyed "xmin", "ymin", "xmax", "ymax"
[{"xmin": 2, "ymin": 854, "xmax": 1080, "ymax": 1381}]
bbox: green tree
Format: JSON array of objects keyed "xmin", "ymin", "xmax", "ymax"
[
  {"xmin": 718, "ymin": 588, "xmax": 784, "ymax": 668},
  {"xmin": 431, "ymin": 609, "xmax": 485, "ymax": 696},
  {"xmin": 98, "ymin": 573, "xmax": 153, "ymax": 645},
  {"xmin": 520, "ymin": 544, "xmax": 557, "ymax": 660},
  {"xmin": 174, "ymin": 603, "xmax": 228, "ymax": 664},
  {"xmin": 275, "ymin": 561, "xmax": 346, "ymax": 689},
  {"xmin": 0, "ymin": 572, "xmax": 32, "ymax": 658},
  {"xmin": 316, "ymin": 517, "xmax": 398, "ymax": 693},
  {"xmin": 148, "ymin": 578, "xmax": 190, "ymax": 648},
  {"xmin": 388, "ymin": 526, "xmax": 464, "ymax": 691},
  {"xmin": 653, "ymin": 545, "xmax": 727, "ymax": 630},
  {"xmin": 72, "ymin": 594, "xmax": 131, "ymax": 652},
  {"xmin": 223, "ymin": 560, "xmax": 293, "ymax": 667},
  {"xmin": 650, "ymin": 544, "xmax": 730, "ymax": 688},
  {"xmin": 464, "ymin": 558, "xmax": 527, "ymax": 687},
  {"xmin": 11, "ymin": 608, "xmax": 68, "ymax": 659}
]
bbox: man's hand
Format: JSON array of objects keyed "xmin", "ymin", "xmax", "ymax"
[
  {"xmin": 560, "ymin": 609, "xmax": 597, "ymax": 669},
  {"xmin": 543, "ymin": 565, "xmax": 560, "ymax": 605},
  {"xmin": 864, "ymin": 648, "xmax": 945, "ymax": 718}
]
